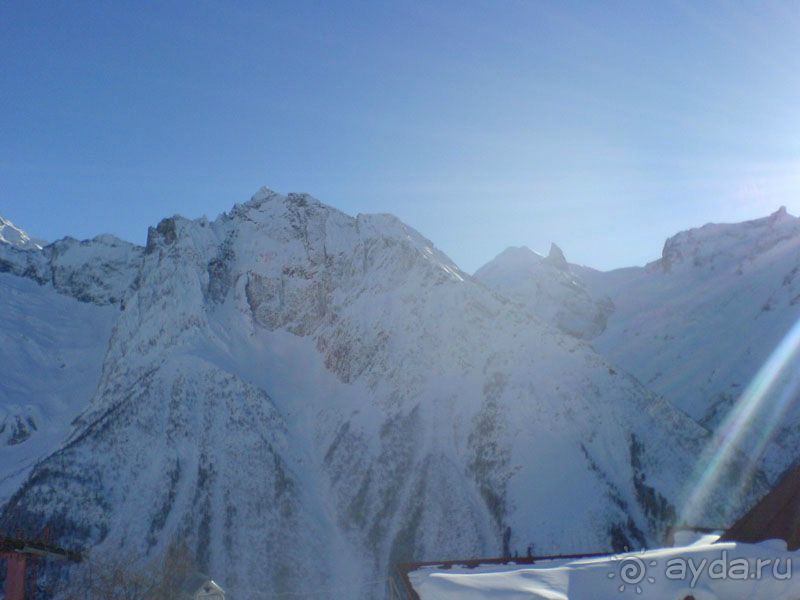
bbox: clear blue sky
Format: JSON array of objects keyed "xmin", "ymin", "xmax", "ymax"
[{"xmin": 2, "ymin": 1, "xmax": 799, "ymax": 271}]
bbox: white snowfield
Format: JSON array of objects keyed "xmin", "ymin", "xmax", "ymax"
[{"xmin": 409, "ymin": 537, "xmax": 800, "ymax": 599}]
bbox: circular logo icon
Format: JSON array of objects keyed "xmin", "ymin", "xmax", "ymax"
[
  {"xmin": 607, "ymin": 553, "xmax": 657, "ymax": 594},
  {"xmin": 619, "ymin": 557, "xmax": 647, "ymax": 585}
]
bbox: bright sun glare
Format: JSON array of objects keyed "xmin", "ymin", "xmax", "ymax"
[{"xmin": 681, "ymin": 315, "xmax": 800, "ymax": 527}]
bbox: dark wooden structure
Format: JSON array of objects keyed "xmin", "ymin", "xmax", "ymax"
[
  {"xmin": 0, "ymin": 535, "xmax": 81, "ymax": 600},
  {"xmin": 720, "ymin": 463, "xmax": 800, "ymax": 550}
]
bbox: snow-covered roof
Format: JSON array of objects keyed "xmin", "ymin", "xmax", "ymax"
[{"xmin": 406, "ymin": 537, "xmax": 800, "ymax": 599}]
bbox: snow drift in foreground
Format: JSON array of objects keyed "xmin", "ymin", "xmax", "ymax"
[{"xmin": 409, "ymin": 536, "xmax": 800, "ymax": 599}]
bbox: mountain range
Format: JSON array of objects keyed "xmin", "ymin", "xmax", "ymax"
[{"xmin": 1, "ymin": 193, "xmax": 794, "ymax": 599}]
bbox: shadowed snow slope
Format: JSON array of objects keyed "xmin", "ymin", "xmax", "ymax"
[{"xmin": 0, "ymin": 191, "xmax": 760, "ymax": 599}]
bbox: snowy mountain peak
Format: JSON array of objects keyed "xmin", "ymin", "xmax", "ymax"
[
  {"xmin": 767, "ymin": 205, "xmax": 793, "ymax": 226},
  {"xmin": 580, "ymin": 205, "xmax": 800, "ymax": 484},
  {"xmin": 228, "ymin": 188, "xmax": 344, "ymax": 225},
  {"xmin": 1, "ymin": 227, "xmax": 143, "ymax": 305},
  {"xmin": 237, "ymin": 188, "xmax": 326, "ymax": 214},
  {"xmin": 250, "ymin": 185, "xmax": 280, "ymax": 203},
  {"xmin": 658, "ymin": 208, "xmax": 800, "ymax": 273},
  {"xmin": 476, "ymin": 243, "xmax": 568, "ymax": 273},
  {"xmin": 544, "ymin": 242, "xmax": 568, "ymax": 270},
  {"xmin": 475, "ymin": 243, "xmax": 613, "ymax": 340},
  {"xmin": 0, "ymin": 214, "xmax": 45, "ymax": 250},
  {"xmin": 218, "ymin": 187, "xmax": 467, "ymax": 286},
  {"xmin": 475, "ymin": 246, "xmax": 542, "ymax": 272}
]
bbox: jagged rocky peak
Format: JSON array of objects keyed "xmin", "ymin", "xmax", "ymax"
[
  {"xmin": 658, "ymin": 207, "xmax": 800, "ymax": 273},
  {"xmin": 250, "ymin": 185, "xmax": 280, "ymax": 203},
  {"xmin": 231, "ymin": 187, "xmax": 333, "ymax": 218},
  {"xmin": 145, "ymin": 216, "xmax": 182, "ymax": 252},
  {"xmin": 0, "ymin": 214, "xmax": 46, "ymax": 250},
  {"xmin": 544, "ymin": 242, "xmax": 568, "ymax": 270},
  {"xmin": 211, "ymin": 187, "xmax": 466, "ymax": 286},
  {"xmin": 476, "ymin": 242, "xmax": 568, "ymax": 275},
  {"xmin": 475, "ymin": 242, "xmax": 576, "ymax": 285},
  {"xmin": 772, "ymin": 205, "xmax": 789, "ymax": 219}
]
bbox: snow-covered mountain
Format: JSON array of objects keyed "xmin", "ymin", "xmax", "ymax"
[
  {"xmin": 583, "ymin": 208, "xmax": 800, "ymax": 483},
  {"xmin": 0, "ymin": 196, "xmax": 760, "ymax": 599},
  {"xmin": 0, "ymin": 231, "xmax": 142, "ymax": 305},
  {"xmin": 0, "ymin": 215, "xmax": 45, "ymax": 250},
  {"xmin": 0, "ymin": 273, "xmax": 118, "ymax": 504},
  {"xmin": 475, "ymin": 243, "xmax": 613, "ymax": 340},
  {"xmin": 476, "ymin": 207, "xmax": 800, "ymax": 487},
  {"xmin": 0, "ymin": 219, "xmax": 134, "ymax": 503}
]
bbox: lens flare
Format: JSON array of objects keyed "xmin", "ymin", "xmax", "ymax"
[{"xmin": 680, "ymin": 316, "xmax": 800, "ymax": 527}]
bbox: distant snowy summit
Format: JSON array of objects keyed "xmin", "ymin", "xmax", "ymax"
[
  {"xmin": 475, "ymin": 242, "xmax": 613, "ymax": 339},
  {"xmin": 656, "ymin": 206, "xmax": 800, "ymax": 274},
  {"xmin": 474, "ymin": 206, "xmax": 800, "ymax": 487},
  {"xmin": 0, "ymin": 214, "xmax": 46, "ymax": 250}
]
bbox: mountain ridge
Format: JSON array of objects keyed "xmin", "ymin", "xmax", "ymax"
[
  {"xmin": 475, "ymin": 206, "xmax": 800, "ymax": 488},
  {"xmin": 0, "ymin": 192, "xmax": 769, "ymax": 598}
]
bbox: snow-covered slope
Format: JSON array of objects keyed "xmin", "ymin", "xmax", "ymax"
[
  {"xmin": 0, "ymin": 192, "xmax": 760, "ymax": 599},
  {"xmin": 474, "ymin": 208, "xmax": 800, "ymax": 484},
  {"xmin": 579, "ymin": 208, "xmax": 800, "ymax": 481},
  {"xmin": 0, "ymin": 215, "xmax": 45, "ymax": 250},
  {"xmin": 0, "ymin": 217, "xmax": 140, "ymax": 504},
  {"xmin": 0, "ymin": 273, "xmax": 118, "ymax": 503},
  {"xmin": 474, "ymin": 244, "xmax": 613, "ymax": 340}
]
